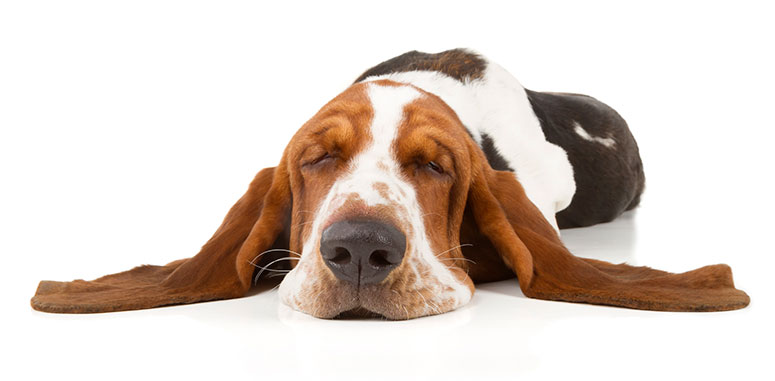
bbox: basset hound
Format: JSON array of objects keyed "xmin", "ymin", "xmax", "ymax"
[{"xmin": 31, "ymin": 49, "xmax": 749, "ymax": 318}]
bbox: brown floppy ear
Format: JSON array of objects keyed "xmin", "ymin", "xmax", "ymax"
[
  {"xmin": 31, "ymin": 160, "xmax": 292, "ymax": 313},
  {"xmin": 466, "ymin": 153, "xmax": 750, "ymax": 312}
]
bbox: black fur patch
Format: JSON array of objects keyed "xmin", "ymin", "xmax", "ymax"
[
  {"xmin": 525, "ymin": 90, "xmax": 645, "ymax": 229},
  {"xmin": 354, "ymin": 49, "xmax": 487, "ymax": 84},
  {"xmin": 480, "ymin": 133, "xmax": 513, "ymax": 172}
]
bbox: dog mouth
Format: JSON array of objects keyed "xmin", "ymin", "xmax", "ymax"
[
  {"xmin": 278, "ymin": 253, "xmax": 472, "ymax": 320},
  {"xmin": 333, "ymin": 307, "xmax": 387, "ymax": 320},
  {"xmin": 340, "ymin": 281, "xmax": 417, "ymax": 320}
]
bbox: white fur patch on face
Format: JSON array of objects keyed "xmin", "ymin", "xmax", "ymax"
[
  {"xmin": 573, "ymin": 121, "xmax": 616, "ymax": 148},
  {"xmin": 346, "ymin": 84, "xmax": 421, "ymax": 207},
  {"xmin": 278, "ymin": 83, "xmax": 473, "ymax": 318}
]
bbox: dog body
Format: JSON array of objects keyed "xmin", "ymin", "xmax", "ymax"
[
  {"xmin": 31, "ymin": 49, "xmax": 748, "ymax": 318},
  {"xmin": 355, "ymin": 49, "xmax": 645, "ymax": 232}
]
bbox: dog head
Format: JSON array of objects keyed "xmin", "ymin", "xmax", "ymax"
[{"xmin": 248, "ymin": 80, "xmax": 486, "ymax": 318}]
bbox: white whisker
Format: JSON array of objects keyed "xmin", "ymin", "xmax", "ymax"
[
  {"xmin": 434, "ymin": 243, "xmax": 473, "ymax": 258},
  {"xmin": 249, "ymin": 248, "xmax": 303, "ymax": 265},
  {"xmin": 437, "ymin": 257, "xmax": 477, "ymax": 265},
  {"xmin": 294, "ymin": 221, "xmax": 315, "ymax": 228},
  {"xmin": 416, "ymin": 291, "xmax": 429, "ymax": 314},
  {"xmin": 251, "ymin": 257, "xmax": 300, "ymax": 284}
]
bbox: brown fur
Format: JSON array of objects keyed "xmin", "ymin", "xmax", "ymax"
[
  {"xmin": 354, "ymin": 49, "xmax": 487, "ymax": 83},
  {"xmin": 31, "ymin": 81, "xmax": 749, "ymax": 315}
]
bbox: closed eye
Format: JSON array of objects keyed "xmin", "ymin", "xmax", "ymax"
[
  {"xmin": 304, "ymin": 152, "xmax": 334, "ymax": 167},
  {"xmin": 426, "ymin": 161, "xmax": 443, "ymax": 174}
]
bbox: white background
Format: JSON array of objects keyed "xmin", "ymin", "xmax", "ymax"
[{"xmin": 2, "ymin": 1, "xmax": 773, "ymax": 380}]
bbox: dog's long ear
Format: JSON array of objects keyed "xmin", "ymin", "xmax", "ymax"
[
  {"xmin": 31, "ymin": 160, "xmax": 292, "ymax": 313},
  {"xmin": 465, "ymin": 149, "xmax": 750, "ymax": 312}
]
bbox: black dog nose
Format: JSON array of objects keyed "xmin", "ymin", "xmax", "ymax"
[{"xmin": 320, "ymin": 219, "xmax": 406, "ymax": 285}]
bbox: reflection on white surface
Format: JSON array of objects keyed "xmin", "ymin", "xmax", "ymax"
[
  {"xmin": 561, "ymin": 210, "xmax": 638, "ymax": 264},
  {"xmin": 278, "ymin": 302, "xmax": 475, "ymax": 380}
]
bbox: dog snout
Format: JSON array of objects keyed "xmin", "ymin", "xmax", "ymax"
[{"xmin": 320, "ymin": 219, "xmax": 406, "ymax": 285}]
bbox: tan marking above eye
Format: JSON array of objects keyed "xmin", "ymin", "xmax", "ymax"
[
  {"xmin": 393, "ymin": 129, "xmax": 458, "ymax": 177},
  {"xmin": 300, "ymin": 114, "xmax": 364, "ymax": 164}
]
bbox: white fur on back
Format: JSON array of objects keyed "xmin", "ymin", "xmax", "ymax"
[{"xmin": 361, "ymin": 60, "xmax": 576, "ymax": 233}]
